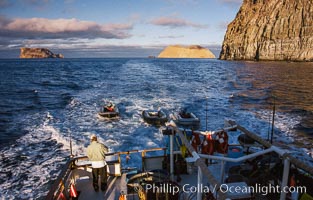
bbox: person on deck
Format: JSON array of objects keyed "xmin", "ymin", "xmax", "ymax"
[{"xmin": 87, "ymin": 134, "xmax": 109, "ymax": 192}]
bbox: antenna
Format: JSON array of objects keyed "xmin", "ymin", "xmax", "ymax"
[
  {"xmin": 69, "ymin": 130, "xmax": 73, "ymax": 157},
  {"xmin": 267, "ymin": 106, "xmax": 271, "ymax": 141},
  {"xmin": 205, "ymin": 96, "xmax": 208, "ymax": 131},
  {"xmin": 270, "ymin": 97, "xmax": 276, "ymax": 144}
]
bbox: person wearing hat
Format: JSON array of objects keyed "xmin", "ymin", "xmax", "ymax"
[{"xmin": 87, "ymin": 134, "xmax": 109, "ymax": 192}]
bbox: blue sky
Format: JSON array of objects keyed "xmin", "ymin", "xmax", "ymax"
[{"xmin": 0, "ymin": 0, "xmax": 242, "ymax": 58}]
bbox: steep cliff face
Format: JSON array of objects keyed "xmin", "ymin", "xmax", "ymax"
[
  {"xmin": 158, "ymin": 45, "xmax": 215, "ymax": 58},
  {"xmin": 220, "ymin": 0, "xmax": 313, "ymax": 61},
  {"xmin": 20, "ymin": 48, "xmax": 64, "ymax": 58}
]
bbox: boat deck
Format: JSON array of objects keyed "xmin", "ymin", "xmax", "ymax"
[
  {"xmin": 72, "ymin": 159, "xmax": 253, "ymax": 200},
  {"xmin": 47, "ymin": 121, "xmax": 313, "ymax": 200},
  {"xmin": 74, "ymin": 169, "xmax": 133, "ymax": 200}
]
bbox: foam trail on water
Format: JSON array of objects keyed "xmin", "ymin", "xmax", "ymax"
[{"xmin": 0, "ymin": 112, "xmax": 73, "ymax": 199}]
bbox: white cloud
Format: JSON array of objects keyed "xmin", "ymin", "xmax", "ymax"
[
  {"xmin": 150, "ymin": 16, "xmax": 208, "ymax": 29},
  {"xmin": 0, "ymin": 16, "xmax": 133, "ymax": 40}
]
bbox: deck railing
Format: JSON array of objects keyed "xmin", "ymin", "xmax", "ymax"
[
  {"xmin": 168, "ymin": 120, "xmax": 313, "ymax": 200},
  {"xmin": 46, "ymin": 121, "xmax": 313, "ymax": 200},
  {"xmin": 45, "ymin": 147, "xmax": 167, "ymax": 200}
]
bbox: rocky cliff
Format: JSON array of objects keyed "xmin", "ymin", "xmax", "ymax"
[
  {"xmin": 220, "ymin": 0, "xmax": 313, "ymax": 61},
  {"xmin": 158, "ymin": 45, "xmax": 215, "ymax": 58},
  {"xmin": 20, "ymin": 48, "xmax": 64, "ymax": 59}
]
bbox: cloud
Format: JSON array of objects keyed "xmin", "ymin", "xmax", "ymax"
[
  {"xmin": 0, "ymin": 16, "xmax": 133, "ymax": 40},
  {"xmin": 150, "ymin": 16, "xmax": 208, "ymax": 29}
]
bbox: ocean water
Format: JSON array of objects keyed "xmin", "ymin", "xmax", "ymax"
[{"xmin": 0, "ymin": 58, "xmax": 312, "ymax": 199}]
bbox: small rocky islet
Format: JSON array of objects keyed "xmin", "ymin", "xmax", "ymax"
[
  {"xmin": 158, "ymin": 45, "xmax": 215, "ymax": 59},
  {"xmin": 20, "ymin": 48, "xmax": 64, "ymax": 59}
]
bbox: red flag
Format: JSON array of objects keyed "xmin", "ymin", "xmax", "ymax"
[{"xmin": 70, "ymin": 184, "xmax": 78, "ymax": 198}]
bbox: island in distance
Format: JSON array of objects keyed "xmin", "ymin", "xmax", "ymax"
[
  {"xmin": 158, "ymin": 45, "xmax": 216, "ymax": 59},
  {"xmin": 20, "ymin": 47, "xmax": 64, "ymax": 59}
]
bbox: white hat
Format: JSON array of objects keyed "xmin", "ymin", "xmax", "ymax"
[{"xmin": 90, "ymin": 134, "xmax": 97, "ymax": 140}]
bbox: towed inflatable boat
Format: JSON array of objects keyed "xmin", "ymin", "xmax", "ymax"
[
  {"xmin": 171, "ymin": 111, "xmax": 200, "ymax": 129},
  {"xmin": 98, "ymin": 102, "xmax": 119, "ymax": 118},
  {"xmin": 142, "ymin": 110, "xmax": 168, "ymax": 125}
]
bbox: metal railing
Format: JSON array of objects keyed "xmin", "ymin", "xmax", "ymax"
[
  {"xmin": 168, "ymin": 120, "xmax": 313, "ymax": 200},
  {"xmin": 45, "ymin": 147, "xmax": 167, "ymax": 200}
]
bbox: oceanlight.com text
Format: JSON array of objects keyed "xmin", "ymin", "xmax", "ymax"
[
  {"xmin": 219, "ymin": 183, "xmax": 307, "ymax": 196},
  {"xmin": 144, "ymin": 183, "xmax": 307, "ymax": 196}
]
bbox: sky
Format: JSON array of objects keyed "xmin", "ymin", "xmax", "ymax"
[{"xmin": 0, "ymin": 0, "xmax": 242, "ymax": 58}]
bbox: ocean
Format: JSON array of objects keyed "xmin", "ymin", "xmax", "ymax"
[{"xmin": 0, "ymin": 58, "xmax": 312, "ymax": 199}]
